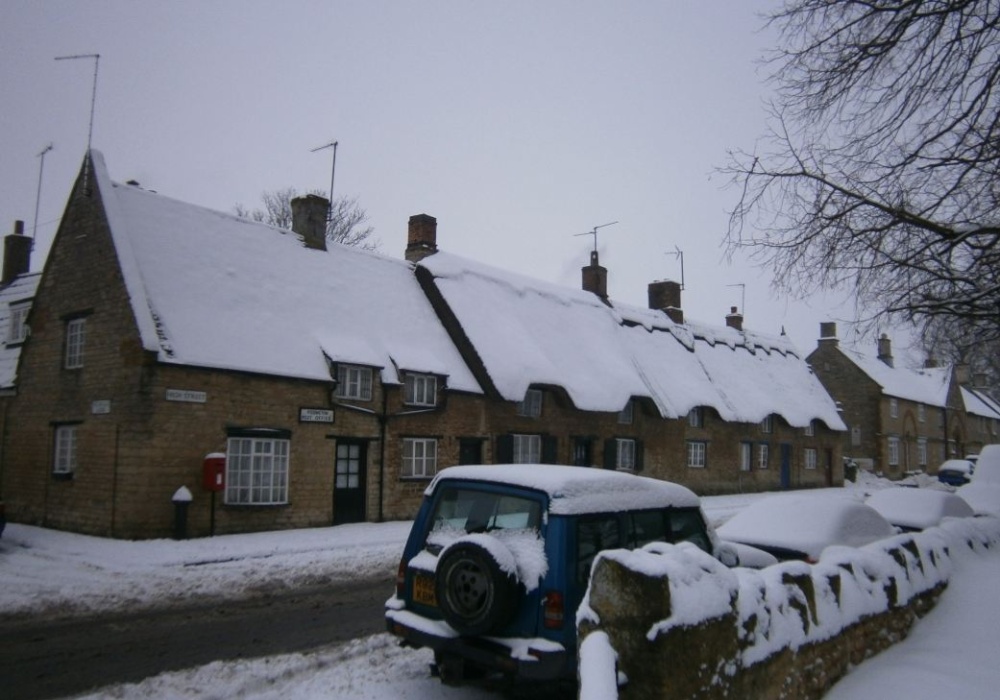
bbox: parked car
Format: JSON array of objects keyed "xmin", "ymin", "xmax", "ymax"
[
  {"xmin": 936, "ymin": 458, "xmax": 975, "ymax": 486},
  {"xmin": 385, "ymin": 463, "xmax": 771, "ymax": 684},
  {"xmin": 715, "ymin": 495, "xmax": 896, "ymax": 563},
  {"xmin": 866, "ymin": 488, "xmax": 974, "ymax": 531},
  {"xmin": 958, "ymin": 444, "xmax": 1000, "ymax": 516}
]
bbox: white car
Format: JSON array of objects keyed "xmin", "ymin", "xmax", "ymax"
[
  {"xmin": 958, "ymin": 444, "xmax": 1000, "ymax": 516},
  {"xmin": 866, "ymin": 488, "xmax": 974, "ymax": 531}
]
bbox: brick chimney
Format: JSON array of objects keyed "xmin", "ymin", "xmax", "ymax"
[
  {"xmin": 725, "ymin": 306, "xmax": 743, "ymax": 331},
  {"xmin": 290, "ymin": 194, "xmax": 329, "ymax": 251},
  {"xmin": 581, "ymin": 250, "xmax": 608, "ymax": 299},
  {"xmin": 819, "ymin": 322, "xmax": 839, "ymax": 348},
  {"xmin": 877, "ymin": 333, "xmax": 893, "ymax": 367},
  {"xmin": 2, "ymin": 220, "xmax": 32, "ymax": 286},
  {"xmin": 648, "ymin": 280, "xmax": 683, "ymax": 324},
  {"xmin": 405, "ymin": 214, "xmax": 438, "ymax": 262}
]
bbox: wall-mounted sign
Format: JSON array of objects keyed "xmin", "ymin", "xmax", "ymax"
[
  {"xmin": 91, "ymin": 399, "xmax": 111, "ymax": 415},
  {"xmin": 166, "ymin": 389, "xmax": 207, "ymax": 404},
  {"xmin": 299, "ymin": 408, "xmax": 334, "ymax": 423}
]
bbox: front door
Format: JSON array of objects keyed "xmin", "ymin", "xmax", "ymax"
[
  {"xmin": 334, "ymin": 440, "xmax": 367, "ymax": 524},
  {"xmin": 780, "ymin": 443, "xmax": 792, "ymax": 490}
]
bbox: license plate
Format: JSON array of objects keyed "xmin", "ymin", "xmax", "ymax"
[{"xmin": 413, "ymin": 573, "xmax": 437, "ymax": 607}]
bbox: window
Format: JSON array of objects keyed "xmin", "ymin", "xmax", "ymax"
[
  {"xmin": 918, "ymin": 404, "xmax": 926, "ymax": 423},
  {"xmin": 686, "ymin": 441, "xmax": 707, "ymax": 468},
  {"xmin": 512, "ymin": 434, "xmax": 541, "ymax": 463},
  {"xmin": 8, "ymin": 303, "xmax": 30, "ymax": 344},
  {"xmin": 760, "ymin": 415, "xmax": 773, "ymax": 434},
  {"xmin": 225, "ymin": 436, "xmax": 289, "ymax": 505},
  {"xmin": 616, "ymin": 438, "xmax": 636, "ymax": 471},
  {"xmin": 851, "ymin": 426, "xmax": 862, "ymax": 447},
  {"xmin": 917, "ymin": 438, "xmax": 928, "ymax": 467},
  {"xmin": 404, "ymin": 373, "xmax": 437, "ymax": 406},
  {"xmin": 888, "ymin": 436, "xmax": 900, "ymax": 467},
  {"xmin": 804, "ymin": 421, "xmax": 814, "ymax": 437},
  {"xmin": 334, "ymin": 364, "xmax": 372, "ymax": 401},
  {"xmin": 688, "ymin": 407, "xmax": 704, "ymax": 428},
  {"xmin": 517, "ymin": 389, "xmax": 543, "ymax": 418},
  {"xmin": 804, "ymin": 447, "xmax": 817, "ymax": 470},
  {"xmin": 757, "ymin": 443, "xmax": 769, "ymax": 469},
  {"xmin": 618, "ymin": 400, "xmax": 634, "ymax": 425},
  {"xmin": 740, "ymin": 442, "xmax": 752, "ymax": 472},
  {"xmin": 53, "ymin": 425, "xmax": 78, "ymax": 475},
  {"xmin": 889, "ymin": 398, "xmax": 898, "ymax": 418},
  {"xmin": 402, "ymin": 437, "xmax": 438, "ymax": 478},
  {"xmin": 65, "ymin": 317, "xmax": 86, "ymax": 369}
]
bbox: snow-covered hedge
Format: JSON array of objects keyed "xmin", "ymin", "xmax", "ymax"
[{"xmin": 577, "ymin": 516, "xmax": 1000, "ymax": 700}]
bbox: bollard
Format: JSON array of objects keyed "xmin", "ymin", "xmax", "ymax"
[{"xmin": 171, "ymin": 486, "xmax": 193, "ymax": 540}]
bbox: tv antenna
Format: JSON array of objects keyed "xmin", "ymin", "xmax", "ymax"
[
  {"xmin": 727, "ymin": 282, "xmax": 746, "ymax": 315},
  {"xmin": 573, "ymin": 221, "xmax": 618, "ymax": 252},
  {"xmin": 55, "ymin": 53, "xmax": 100, "ymax": 191},
  {"xmin": 311, "ymin": 140, "xmax": 338, "ymax": 219},
  {"xmin": 33, "ymin": 143, "xmax": 54, "ymax": 239},
  {"xmin": 666, "ymin": 246, "xmax": 685, "ymax": 290}
]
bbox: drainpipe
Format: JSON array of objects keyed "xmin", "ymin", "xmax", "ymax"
[{"xmin": 378, "ymin": 390, "xmax": 387, "ymax": 523}]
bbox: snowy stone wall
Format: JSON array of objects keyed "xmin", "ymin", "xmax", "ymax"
[{"xmin": 577, "ymin": 517, "xmax": 1000, "ymax": 700}]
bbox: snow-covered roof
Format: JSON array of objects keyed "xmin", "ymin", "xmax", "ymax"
[
  {"xmin": 962, "ymin": 387, "xmax": 1000, "ymax": 420},
  {"xmin": 420, "ymin": 252, "xmax": 845, "ymax": 429},
  {"xmin": 426, "ymin": 463, "xmax": 702, "ymax": 515},
  {"xmin": 89, "ymin": 151, "xmax": 481, "ymax": 392},
  {"xmin": 840, "ymin": 348, "xmax": 952, "ymax": 407},
  {"xmin": 0, "ymin": 271, "xmax": 41, "ymax": 390}
]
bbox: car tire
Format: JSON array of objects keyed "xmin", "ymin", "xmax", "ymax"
[{"xmin": 435, "ymin": 540, "xmax": 520, "ymax": 636}]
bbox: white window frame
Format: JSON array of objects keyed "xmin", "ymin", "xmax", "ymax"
[
  {"xmin": 918, "ymin": 403, "xmax": 925, "ymax": 423},
  {"xmin": 53, "ymin": 424, "xmax": 78, "ymax": 475},
  {"xmin": 403, "ymin": 373, "xmax": 437, "ymax": 407},
  {"xmin": 888, "ymin": 436, "xmax": 900, "ymax": 467},
  {"xmin": 740, "ymin": 442, "xmax": 752, "ymax": 472},
  {"xmin": 517, "ymin": 389, "xmax": 543, "ymax": 418},
  {"xmin": 402, "ymin": 437, "xmax": 438, "ymax": 478},
  {"xmin": 688, "ymin": 407, "xmax": 704, "ymax": 428},
  {"xmin": 512, "ymin": 434, "xmax": 541, "ymax": 463},
  {"xmin": 225, "ymin": 436, "xmax": 290, "ymax": 505},
  {"xmin": 889, "ymin": 398, "xmax": 898, "ymax": 419},
  {"xmin": 618, "ymin": 400, "xmax": 634, "ymax": 425},
  {"xmin": 334, "ymin": 364, "xmax": 373, "ymax": 401},
  {"xmin": 757, "ymin": 443, "xmax": 769, "ymax": 470},
  {"xmin": 804, "ymin": 447, "xmax": 817, "ymax": 470},
  {"xmin": 760, "ymin": 415, "xmax": 773, "ymax": 434},
  {"xmin": 917, "ymin": 437, "xmax": 928, "ymax": 467},
  {"xmin": 686, "ymin": 440, "xmax": 707, "ymax": 468},
  {"xmin": 616, "ymin": 438, "xmax": 636, "ymax": 471},
  {"xmin": 8, "ymin": 302, "xmax": 30, "ymax": 344},
  {"xmin": 65, "ymin": 317, "xmax": 86, "ymax": 369},
  {"xmin": 804, "ymin": 421, "xmax": 814, "ymax": 437}
]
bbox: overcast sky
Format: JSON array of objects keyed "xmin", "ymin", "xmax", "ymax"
[{"xmin": 1, "ymin": 0, "xmax": 913, "ymax": 361}]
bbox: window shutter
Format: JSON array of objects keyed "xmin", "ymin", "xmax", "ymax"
[
  {"xmin": 603, "ymin": 440, "xmax": 616, "ymax": 470},
  {"xmin": 635, "ymin": 440, "xmax": 645, "ymax": 472},
  {"xmin": 541, "ymin": 435, "xmax": 558, "ymax": 464},
  {"xmin": 496, "ymin": 434, "xmax": 514, "ymax": 463}
]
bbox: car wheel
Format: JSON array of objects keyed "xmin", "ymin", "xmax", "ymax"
[{"xmin": 435, "ymin": 540, "xmax": 520, "ymax": 636}]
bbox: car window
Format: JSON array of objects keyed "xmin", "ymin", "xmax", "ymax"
[
  {"xmin": 429, "ymin": 487, "xmax": 542, "ymax": 538},
  {"xmin": 669, "ymin": 508, "xmax": 712, "ymax": 553},
  {"xmin": 629, "ymin": 510, "xmax": 668, "ymax": 548},
  {"xmin": 576, "ymin": 515, "xmax": 622, "ymax": 585}
]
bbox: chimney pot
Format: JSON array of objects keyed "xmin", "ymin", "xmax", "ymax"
[
  {"xmin": 725, "ymin": 306, "xmax": 743, "ymax": 331},
  {"xmin": 2, "ymin": 220, "xmax": 32, "ymax": 285},
  {"xmin": 291, "ymin": 194, "xmax": 329, "ymax": 251},
  {"xmin": 406, "ymin": 214, "xmax": 438, "ymax": 262}
]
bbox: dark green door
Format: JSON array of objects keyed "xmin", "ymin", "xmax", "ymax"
[{"xmin": 334, "ymin": 440, "xmax": 367, "ymax": 524}]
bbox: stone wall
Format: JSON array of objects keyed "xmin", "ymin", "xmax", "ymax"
[{"xmin": 578, "ymin": 517, "xmax": 1000, "ymax": 700}]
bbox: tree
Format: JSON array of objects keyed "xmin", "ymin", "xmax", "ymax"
[
  {"xmin": 723, "ymin": 0, "xmax": 1000, "ymax": 345},
  {"xmin": 235, "ymin": 187, "xmax": 378, "ymax": 251}
]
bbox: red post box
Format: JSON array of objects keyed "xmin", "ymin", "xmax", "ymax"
[{"xmin": 202, "ymin": 453, "xmax": 226, "ymax": 492}]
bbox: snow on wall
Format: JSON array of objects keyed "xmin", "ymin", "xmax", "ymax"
[{"xmin": 578, "ymin": 515, "xmax": 1000, "ymax": 698}]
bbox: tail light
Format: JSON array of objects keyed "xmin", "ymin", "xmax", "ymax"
[
  {"xmin": 543, "ymin": 590, "xmax": 564, "ymax": 629},
  {"xmin": 395, "ymin": 559, "xmax": 406, "ymax": 598}
]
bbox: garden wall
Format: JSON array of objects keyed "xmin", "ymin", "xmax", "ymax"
[{"xmin": 577, "ymin": 517, "xmax": 1000, "ymax": 700}]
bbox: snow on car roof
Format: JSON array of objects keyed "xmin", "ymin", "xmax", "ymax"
[
  {"xmin": 866, "ymin": 488, "xmax": 974, "ymax": 530},
  {"xmin": 716, "ymin": 495, "xmax": 896, "ymax": 559},
  {"xmin": 426, "ymin": 464, "xmax": 702, "ymax": 515}
]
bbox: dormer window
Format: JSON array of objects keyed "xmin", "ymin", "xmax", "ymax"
[
  {"xmin": 404, "ymin": 373, "xmax": 437, "ymax": 406},
  {"xmin": 334, "ymin": 364, "xmax": 373, "ymax": 401},
  {"xmin": 8, "ymin": 302, "xmax": 30, "ymax": 344},
  {"xmin": 889, "ymin": 398, "xmax": 899, "ymax": 418},
  {"xmin": 688, "ymin": 407, "xmax": 704, "ymax": 428},
  {"xmin": 804, "ymin": 421, "xmax": 815, "ymax": 437},
  {"xmin": 618, "ymin": 400, "xmax": 634, "ymax": 425},
  {"xmin": 760, "ymin": 415, "xmax": 774, "ymax": 434},
  {"xmin": 517, "ymin": 388, "xmax": 543, "ymax": 418}
]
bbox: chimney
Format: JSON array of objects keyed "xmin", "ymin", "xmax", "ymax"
[
  {"xmin": 648, "ymin": 280, "xmax": 683, "ymax": 324},
  {"xmin": 581, "ymin": 250, "xmax": 608, "ymax": 299},
  {"xmin": 290, "ymin": 194, "xmax": 329, "ymax": 251},
  {"xmin": 973, "ymin": 372, "xmax": 988, "ymax": 388},
  {"xmin": 877, "ymin": 333, "xmax": 893, "ymax": 367},
  {"xmin": 405, "ymin": 214, "xmax": 438, "ymax": 262},
  {"xmin": 819, "ymin": 321, "xmax": 839, "ymax": 348},
  {"xmin": 725, "ymin": 306, "xmax": 743, "ymax": 331},
  {"xmin": 2, "ymin": 220, "xmax": 32, "ymax": 286}
]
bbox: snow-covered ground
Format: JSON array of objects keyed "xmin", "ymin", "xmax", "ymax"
[{"xmin": 1, "ymin": 478, "xmax": 997, "ymax": 699}]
